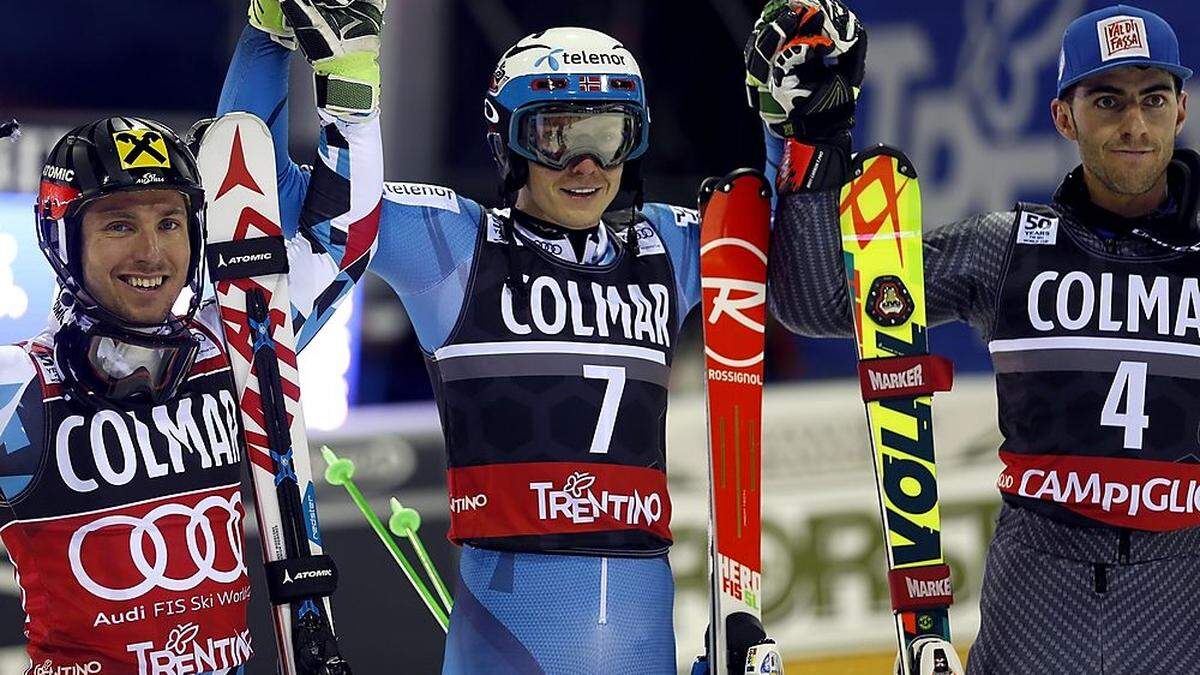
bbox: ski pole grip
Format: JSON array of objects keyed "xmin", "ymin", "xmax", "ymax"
[
  {"xmin": 265, "ymin": 554, "xmax": 340, "ymax": 605},
  {"xmin": 858, "ymin": 354, "xmax": 953, "ymax": 402},
  {"xmin": 888, "ymin": 564, "xmax": 954, "ymax": 612}
]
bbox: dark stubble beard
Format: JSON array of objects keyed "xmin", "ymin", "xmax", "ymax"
[{"xmin": 1082, "ymin": 141, "xmax": 1171, "ymax": 197}]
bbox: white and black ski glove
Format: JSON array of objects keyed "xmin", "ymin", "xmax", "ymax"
[
  {"xmin": 279, "ymin": 0, "xmax": 386, "ymax": 120},
  {"xmin": 745, "ymin": 0, "xmax": 866, "ymax": 192},
  {"xmin": 745, "ymin": 0, "xmax": 866, "ymax": 141}
]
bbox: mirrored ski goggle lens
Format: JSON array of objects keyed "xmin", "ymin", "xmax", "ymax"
[
  {"xmin": 520, "ymin": 110, "xmax": 638, "ymax": 169},
  {"xmin": 86, "ymin": 335, "xmax": 191, "ymax": 398}
]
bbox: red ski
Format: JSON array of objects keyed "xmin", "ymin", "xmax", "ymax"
[{"xmin": 697, "ymin": 170, "xmax": 781, "ymax": 674}]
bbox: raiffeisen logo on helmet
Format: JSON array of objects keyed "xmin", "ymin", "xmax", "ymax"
[{"xmin": 533, "ymin": 47, "xmax": 628, "ymax": 71}]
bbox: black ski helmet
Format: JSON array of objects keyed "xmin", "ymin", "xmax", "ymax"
[
  {"xmin": 36, "ymin": 116, "xmax": 207, "ymax": 328},
  {"xmin": 37, "ymin": 117, "xmax": 208, "ymax": 406}
]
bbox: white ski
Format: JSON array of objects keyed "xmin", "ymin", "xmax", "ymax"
[{"xmin": 197, "ymin": 112, "xmax": 350, "ymax": 674}]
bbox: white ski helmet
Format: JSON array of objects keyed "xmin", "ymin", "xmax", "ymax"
[{"xmin": 484, "ymin": 27, "xmax": 650, "ymax": 203}]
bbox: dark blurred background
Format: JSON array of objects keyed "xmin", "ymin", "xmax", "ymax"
[
  {"xmin": 7, "ymin": 0, "xmax": 1199, "ymax": 403},
  {"xmin": 2, "ymin": 0, "xmax": 1198, "ymax": 672}
]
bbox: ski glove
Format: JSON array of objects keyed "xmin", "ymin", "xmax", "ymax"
[
  {"xmin": 745, "ymin": 0, "xmax": 866, "ymax": 142},
  {"xmin": 280, "ymin": 0, "xmax": 386, "ymax": 120},
  {"xmin": 745, "ymin": 0, "xmax": 866, "ymax": 193},
  {"xmin": 249, "ymin": 0, "xmax": 298, "ymax": 50}
]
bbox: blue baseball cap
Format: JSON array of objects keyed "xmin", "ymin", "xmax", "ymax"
[{"xmin": 1057, "ymin": 4, "xmax": 1192, "ymax": 96}]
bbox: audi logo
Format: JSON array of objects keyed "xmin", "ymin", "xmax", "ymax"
[{"xmin": 68, "ymin": 493, "xmax": 247, "ymax": 601}]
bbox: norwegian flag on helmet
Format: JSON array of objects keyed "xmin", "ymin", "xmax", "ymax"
[{"xmin": 579, "ymin": 76, "xmax": 604, "ymax": 92}]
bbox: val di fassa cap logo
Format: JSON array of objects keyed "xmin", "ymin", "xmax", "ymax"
[{"xmin": 1098, "ymin": 15, "xmax": 1150, "ymax": 62}]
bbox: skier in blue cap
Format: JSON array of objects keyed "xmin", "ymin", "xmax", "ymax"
[{"xmin": 750, "ymin": 2, "xmax": 1197, "ymax": 672}]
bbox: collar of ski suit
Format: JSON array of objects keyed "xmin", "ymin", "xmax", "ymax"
[{"xmin": 510, "ymin": 209, "xmax": 616, "ymax": 265}]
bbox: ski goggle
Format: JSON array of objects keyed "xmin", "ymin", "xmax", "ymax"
[
  {"xmin": 59, "ymin": 320, "xmax": 200, "ymax": 405},
  {"xmin": 514, "ymin": 104, "xmax": 645, "ymax": 170}
]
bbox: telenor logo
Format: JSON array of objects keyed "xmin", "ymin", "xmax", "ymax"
[
  {"xmin": 534, "ymin": 48, "xmax": 628, "ymax": 71},
  {"xmin": 534, "ymin": 48, "xmax": 565, "ymax": 70}
]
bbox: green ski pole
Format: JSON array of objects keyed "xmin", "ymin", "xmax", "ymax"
[
  {"xmin": 320, "ymin": 445, "xmax": 449, "ymax": 631},
  {"xmin": 389, "ymin": 498, "xmax": 454, "ymax": 616}
]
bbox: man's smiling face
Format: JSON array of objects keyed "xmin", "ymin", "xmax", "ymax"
[
  {"xmin": 79, "ymin": 189, "xmax": 191, "ymax": 323},
  {"xmin": 517, "ymin": 156, "xmax": 624, "ymax": 230}
]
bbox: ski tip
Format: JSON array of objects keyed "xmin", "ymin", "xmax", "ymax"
[
  {"xmin": 697, "ymin": 168, "xmax": 772, "ymax": 211},
  {"xmin": 321, "ymin": 445, "xmax": 356, "ymax": 486},
  {"xmin": 849, "ymin": 144, "xmax": 918, "ymax": 180},
  {"xmin": 697, "ymin": 175, "xmax": 724, "ymax": 211},
  {"xmin": 388, "ymin": 497, "xmax": 421, "ymax": 536},
  {"xmin": 715, "ymin": 168, "xmax": 771, "ymax": 198}
]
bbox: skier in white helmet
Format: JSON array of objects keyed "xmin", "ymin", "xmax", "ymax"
[{"xmin": 217, "ymin": 5, "xmax": 772, "ymax": 671}]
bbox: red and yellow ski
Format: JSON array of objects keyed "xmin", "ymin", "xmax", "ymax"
[{"xmin": 838, "ymin": 145, "xmax": 956, "ymax": 672}]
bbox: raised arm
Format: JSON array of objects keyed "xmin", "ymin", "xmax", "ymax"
[
  {"xmin": 745, "ymin": 1, "xmax": 1011, "ymax": 341},
  {"xmin": 217, "ymin": 24, "xmax": 309, "ymax": 228},
  {"xmin": 768, "ymin": 182, "xmax": 1014, "ymax": 339},
  {"xmin": 215, "ymin": 0, "xmax": 385, "ymax": 351}
]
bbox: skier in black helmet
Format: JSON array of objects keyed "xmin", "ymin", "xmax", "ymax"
[{"xmin": 0, "ymin": 107, "xmax": 379, "ymax": 670}]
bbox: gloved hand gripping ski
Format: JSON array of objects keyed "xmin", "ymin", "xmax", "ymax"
[
  {"xmin": 278, "ymin": 0, "xmax": 386, "ymax": 119},
  {"xmin": 746, "ymin": 0, "xmax": 866, "ymax": 191}
]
